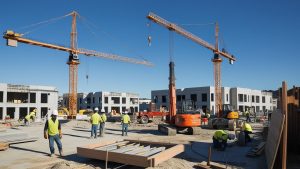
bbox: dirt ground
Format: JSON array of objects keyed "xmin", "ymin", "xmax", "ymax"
[{"xmin": 0, "ymin": 120, "xmax": 266, "ymax": 169}]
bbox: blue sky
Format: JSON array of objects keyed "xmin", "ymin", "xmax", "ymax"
[{"xmin": 0, "ymin": 0, "xmax": 299, "ymax": 98}]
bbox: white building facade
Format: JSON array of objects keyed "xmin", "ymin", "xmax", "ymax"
[
  {"xmin": 151, "ymin": 86, "xmax": 276, "ymax": 115},
  {"xmin": 63, "ymin": 91, "xmax": 139, "ymax": 114},
  {"xmin": 0, "ymin": 83, "xmax": 58, "ymax": 120}
]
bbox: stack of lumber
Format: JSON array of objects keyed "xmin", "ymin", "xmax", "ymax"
[
  {"xmin": 77, "ymin": 139, "xmax": 184, "ymax": 167},
  {"xmin": 247, "ymin": 141, "xmax": 265, "ymax": 157}
]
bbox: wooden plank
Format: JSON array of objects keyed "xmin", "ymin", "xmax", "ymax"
[
  {"xmin": 148, "ymin": 144, "xmax": 184, "ymax": 166},
  {"xmin": 198, "ymin": 161, "xmax": 226, "ymax": 169},
  {"xmin": 124, "ymin": 139, "xmax": 176, "ymax": 146},
  {"xmin": 93, "ymin": 141, "xmax": 129, "ymax": 150},
  {"xmin": 281, "ymin": 81, "xmax": 288, "ymax": 169},
  {"xmin": 265, "ymin": 110, "xmax": 285, "ymax": 169},
  {"xmin": 77, "ymin": 147, "xmax": 149, "ymax": 167},
  {"xmin": 110, "ymin": 144, "xmax": 140, "ymax": 153},
  {"xmin": 126, "ymin": 145, "xmax": 151, "ymax": 155},
  {"xmin": 142, "ymin": 147, "xmax": 165, "ymax": 157}
]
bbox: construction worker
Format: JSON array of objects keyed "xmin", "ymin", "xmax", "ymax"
[
  {"xmin": 44, "ymin": 110, "xmax": 63, "ymax": 157},
  {"xmin": 245, "ymin": 109, "xmax": 250, "ymax": 122},
  {"xmin": 242, "ymin": 121, "xmax": 253, "ymax": 143},
  {"xmin": 24, "ymin": 108, "xmax": 37, "ymax": 126},
  {"xmin": 121, "ymin": 111, "xmax": 131, "ymax": 136},
  {"xmin": 212, "ymin": 130, "xmax": 235, "ymax": 151},
  {"xmin": 99, "ymin": 108, "xmax": 107, "ymax": 137},
  {"xmin": 90, "ymin": 107, "xmax": 100, "ymax": 139}
]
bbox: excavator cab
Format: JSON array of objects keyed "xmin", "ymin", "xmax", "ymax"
[
  {"xmin": 175, "ymin": 100, "xmax": 201, "ymax": 128},
  {"xmin": 222, "ymin": 104, "xmax": 239, "ymax": 119}
]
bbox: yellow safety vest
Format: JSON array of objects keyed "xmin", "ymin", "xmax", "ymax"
[
  {"xmin": 243, "ymin": 123, "xmax": 252, "ymax": 132},
  {"xmin": 213, "ymin": 130, "xmax": 228, "ymax": 141},
  {"xmin": 25, "ymin": 114, "xmax": 31, "ymax": 121},
  {"xmin": 122, "ymin": 115, "xmax": 130, "ymax": 124},
  {"xmin": 91, "ymin": 113, "xmax": 100, "ymax": 125},
  {"xmin": 29, "ymin": 111, "xmax": 35, "ymax": 117},
  {"xmin": 48, "ymin": 119, "xmax": 59, "ymax": 136},
  {"xmin": 101, "ymin": 114, "xmax": 107, "ymax": 122}
]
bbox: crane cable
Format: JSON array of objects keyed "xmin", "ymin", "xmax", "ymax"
[
  {"xmin": 78, "ymin": 15, "xmax": 148, "ymax": 62},
  {"xmin": 16, "ymin": 12, "xmax": 72, "ymax": 36}
]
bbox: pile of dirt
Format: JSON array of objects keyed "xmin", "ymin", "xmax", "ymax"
[
  {"xmin": 50, "ymin": 162, "xmax": 72, "ymax": 169},
  {"xmin": 147, "ymin": 158, "xmax": 196, "ymax": 169}
]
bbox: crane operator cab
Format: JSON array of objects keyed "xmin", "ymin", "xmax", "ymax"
[{"xmin": 175, "ymin": 100, "xmax": 201, "ymax": 135}]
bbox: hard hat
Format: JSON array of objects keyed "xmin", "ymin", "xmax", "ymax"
[
  {"xmin": 52, "ymin": 110, "xmax": 58, "ymax": 116},
  {"xmin": 124, "ymin": 111, "xmax": 128, "ymax": 114},
  {"xmin": 94, "ymin": 107, "xmax": 99, "ymax": 111},
  {"xmin": 101, "ymin": 108, "xmax": 105, "ymax": 113},
  {"xmin": 33, "ymin": 108, "xmax": 37, "ymax": 112}
]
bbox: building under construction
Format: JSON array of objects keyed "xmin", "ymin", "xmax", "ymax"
[
  {"xmin": 62, "ymin": 91, "xmax": 139, "ymax": 114},
  {"xmin": 0, "ymin": 83, "xmax": 58, "ymax": 120},
  {"xmin": 152, "ymin": 86, "xmax": 277, "ymax": 115}
]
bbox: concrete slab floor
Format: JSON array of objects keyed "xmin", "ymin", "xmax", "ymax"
[{"xmin": 0, "ymin": 121, "xmax": 266, "ymax": 169}]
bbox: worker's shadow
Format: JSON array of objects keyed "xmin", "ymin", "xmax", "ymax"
[{"xmin": 9, "ymin": 145, "xmax": 49, "ymax": 156}]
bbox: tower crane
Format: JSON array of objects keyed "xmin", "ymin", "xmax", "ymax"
[
  {"xmin": 147, "ymin": 12, "xmax": 236, "ymax": 117},
  {"xmin": 147, "ymin": 12, "xmax": 238, "ymax": 133},
  {"xmin": 3, "ymin": 11, "xmax": 153, "ymax": 118}
]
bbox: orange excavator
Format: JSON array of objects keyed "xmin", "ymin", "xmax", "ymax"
[{"xmin": 157, "ymin": 61, "xmax": 201, "ymax": 135}]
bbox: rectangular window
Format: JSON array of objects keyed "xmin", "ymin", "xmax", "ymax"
[
  {"xmin": 0, "ymin": 107, "xmax": 3, "ymax": 120},
  {"xmin": 134, "ymin": 107, "xmax": 138, "ymax": 112},
  {"xmin": 80, "ymin": 98, "xmax": 82, "ymax": 104},
  {"xmin": 162, "ymin": 96, "xmax": 166, "ymax": 103},
  {"xmin": 122, "ymin": 97, "xmax": 126, "ymax": 104},
  {"xmin": 256, "ymin": 96, "xmax": 260, "ymax": 103},
  {"xmin": 252, "ymin": 96, "xmax": 255, "ymax": 102},
  {"xmin": 191, "ymin": 94, "xmax": 197, "ymax": 102},
  {"xmin": 41, "ymin": 107, "xmax": 48, "ymax": 118},
  {"xmin": 19, "ymin": 107, "xmax": 28, "ymax": 119},
  {"xmin": 244, "ymin": 94, "xmax": 247, "ymax": 102},
  {"xmin": 6, "ymin": 107, "xmax": 15, "ymax": 119},
  {"xmin": 93, "ymin": 97, "xmax": 95, "ymax": 104},
  {"xmin": 30, "ymin": 93, "xmax": 36, "ymax": 103},
  {"xmin": 182, "ymin": 95, "xmax": 185, "ymax": 101},
  {"xmin": 262, "ymin": 96, "xmax": 266, "ymax": 103},
  {"xmin": 256, "ymin": 106, "xmax": 260, "ymax": 112},
  {"xmin": 211, "ymin": 93, "xmax": 214, "ymax": 102},
  {"xmin": 105, "ymin": 97, "xmax": 108, "ymax": 104},
  {"xmin": 87, "ymin": 97, "xmax": 91, "ymax": 104},
  {"xmin": 201, "ymin": 94, "xmax": 207, "ymax": 102},
  {"xmin": 177, "ymin": 95, "xmax": 181, "ymax": 102},
  {"xmin": 99, "ymin": 97, "xmax": 101, "ymax": 103},
  {"xmin": 239, "ymin": 106, "xmax": 244, "ymax": 112},
  {"xmin": 262, "ymin": 106, "xmax": 266, "ymax": 112},
  {"xmin": 41, "ymin": 93, "xmax": 48, "ymax": 103},
  {"xmin": 111, "ymin": 97, "xmax": 120, "ymax": 104},
  {"xmin": 122, "ymin": 106, "xmax": 126, "ymax": 112},
  {"xmin": 226, "ymin": 94, "xmax": 229, "ymax": 102},
  {"xmin": 0, "ymin": 91, "xmax": 3, "ymax": 102},
  {"xmin": 238, "ymin": 94, "xmax": 243, "ymax": 102}
]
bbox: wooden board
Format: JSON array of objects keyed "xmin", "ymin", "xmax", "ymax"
[
  {"xmin": 265, "ymin": 110, "xmax": 285, "ymax": 169},
  {"xmin": 77, "ymin": 139, "xmax": 184, "ymax": 167}
]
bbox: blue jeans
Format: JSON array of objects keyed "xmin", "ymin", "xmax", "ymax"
[
  {"xmin": 49, "ymin": 134, "xmax": 62, "ymax": 154},
  {"xmin": 91, "ymin": 124, "xmax": 98, "ymax": 138},
  {"xmin": 122, "ymin": 123, "xmax": 128, "ymax": 136},
  {"xmin": 213, "ymin": 137, "xmax": 227, "ymax": 151},
  {"xmin": 99, "ymin": 123, "xmax": 105, "ymax": 136}
]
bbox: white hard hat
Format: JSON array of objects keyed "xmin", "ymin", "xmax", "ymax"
[
  {"xmin": 52, "ymin": 110, "xmax": 58, "ymax": 116},
  {"xmin": 101, "ymin": 108, "xmax": 105, "ymax": 113},
  {"xmin": 94, "ymin": 107, "xmax": 99, "ymax": 111},
  {"xmin": 124, "ymin": 111, "xmax": 128, "ymax": 114}
]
